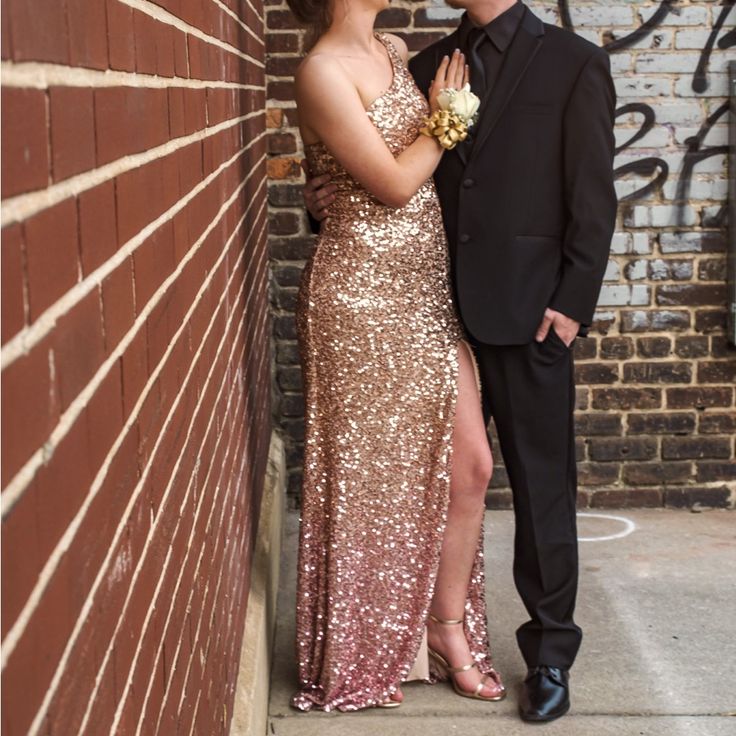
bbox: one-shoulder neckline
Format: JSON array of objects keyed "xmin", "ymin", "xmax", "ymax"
[
  {"xmin": 364, "ymin": 32, "xmax": 399, "ymax": 112},
  {"xmin": 303, "ymin": 32, "xmax": 401, "ymax": 151}
]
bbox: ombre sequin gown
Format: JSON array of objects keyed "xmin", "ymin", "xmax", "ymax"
[{"xmin": 291, "ymin": 32, "xmax": 497, "ymax": 712}]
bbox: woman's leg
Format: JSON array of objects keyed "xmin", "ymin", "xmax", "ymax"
[{"xmin": 427, "ymin": 340, "xmax": 500, "ymax": 697}]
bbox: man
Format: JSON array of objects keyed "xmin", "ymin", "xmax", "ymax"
[{"xmin": 303, "ymin": 0, "xmax": 617, "ymax": 723}]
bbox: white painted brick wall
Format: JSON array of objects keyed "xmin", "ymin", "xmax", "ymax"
[
  {"xmin": 626, "ymin": 259, "xmax": 648, "ymax": 281},
  {"xmin": 604, "ymin": 260, "xmax": 621, "ymax": 281},
  {"xmin": 639, "ymin": 6, "xmax": 708, "ymax": 26},
  {"xmin": 598, "ymin": 284, "xmax": 651, "ymax": 307},
  {"xmin": 635, "ymin": 53, "xmax": 704, "ymax": 74},
  {"xmin": 571, "ymin": 6, "xmax": 634, "ymax": 27},
  {"xmin": 616, "ymin": 77, "xmax": 673, "ymax": 97},
  {"xmin": 491, "ymin": 3, "xmax": 730, "ymax": 320},
  {"xmin": 675, "ymin": 29, "xmax": 715, "ymax": 49}
]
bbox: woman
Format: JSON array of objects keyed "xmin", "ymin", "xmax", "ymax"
[{"xmin": 288, "ymin": 0, "xmax": 505, "ymax": 712}]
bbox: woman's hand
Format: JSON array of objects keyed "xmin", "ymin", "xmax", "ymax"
[{"xmin": 428, "ymin": 49, "xmax": 469, "ymax": 113}]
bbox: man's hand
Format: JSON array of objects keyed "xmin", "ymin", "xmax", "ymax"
[
  {"xmin": 301, "ymin": 159, "xmax": 336, "ymax": 221},
  {"xmin": 535, "ymin": 307, "xmax": 580, "ymax": 347}
]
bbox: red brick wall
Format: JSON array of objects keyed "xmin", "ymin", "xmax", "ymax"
[{"xmin": 1, "ymin": 1, "xmax": 270, "ymax": 734}]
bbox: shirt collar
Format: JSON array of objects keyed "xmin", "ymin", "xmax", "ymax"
[{"xmin": 458, "ymin": 1, "xmax": 525, "ymax": 53}]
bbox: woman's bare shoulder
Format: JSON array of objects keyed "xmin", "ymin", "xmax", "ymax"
[
  {"xmin": 296, "ymin": 50, "xmax": 345, "ymax": 87},
  {"xmin": 294, "ymin": 49, "xmax": 359, "ymax": 122},
  {"xmin": 382, "ymin": 32, "xmax": 409, "ymax": 64}
]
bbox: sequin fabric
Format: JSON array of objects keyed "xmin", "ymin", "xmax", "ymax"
[{"xmin": 291, "ymin": 32, "xmax": 496, "ymax": 712}]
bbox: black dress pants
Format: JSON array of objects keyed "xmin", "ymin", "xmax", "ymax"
[{"xmin": 472, "ymin": 328, "xmax": 582, "ymax": 670}]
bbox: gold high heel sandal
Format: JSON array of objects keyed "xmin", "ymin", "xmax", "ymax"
[
  {"xmin": 375, "ymin": 691, "xmax": 402, "ymax": 708},
  {"xmin": 426, "ymin": 613, "xmax": 506, "ymax": 702},
  {"xmin": 376, "ymin": 698, "xmax": 401, "ymax": 709}
]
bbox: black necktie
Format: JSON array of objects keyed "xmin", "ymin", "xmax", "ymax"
[{"xmin": 466, "ymin": 27, "xmax": 487, "ymax": 102}]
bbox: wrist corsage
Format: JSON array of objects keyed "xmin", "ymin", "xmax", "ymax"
[{"xmin": 420, "ymin": 84, "xmax": 481, "ymax": 150}]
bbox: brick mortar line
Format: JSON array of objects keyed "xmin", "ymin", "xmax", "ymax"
[
  {"xmin": 1, "ymin": 149, "xmax": 266, "ymax": 509},
  {"xmin": 0, "ymin": 111, "xmax": 265, "ymax": 369},
  {"xmin": 0, "ymin": 60, "xmax": 264, "ymax": 89},
  {"xmin": 113, "ymin": 306, "xmax": 254, "ymax": 734},
  {"xmin": 0, "ymin": 168, "xmax": 266, "ymax": 668},
  {"xmin": 85, "ymin": 220, "xmax": 267, "ymax": 734},
  {"xmin": 166, "ymin": 380, "xmax": 253, "ymax": 735},
  {"xmin": 59, "ymin": 235, "xmax": 265, "ymax": 736},
  {"xmin": 165, "ymin": 349, "xmax": 263, "ymax": 735},
  {"xmin": 171, "ymin": 388, "xmax": 264, "ymax": 736},
  {"xmin": 166, "ymin": 402, "xmax": 257, "ymax": 735},
  {"xmin": 187, "ymin": 695, "xmax": 203, "ymax": 736},
  {"xmin": 154, "ymin": 320, "xmax": 270, "ymax": 735},
  {"xmin": 154, "ymin": 326, "xmax": 269, "ymax": 733},
  {"xmin": 1, "ymin": 106, "xmax": 265, "ymax": 226},
  {"xmin": 0, "ymin": 140, "xmax": 265, "ymax": 514},
  {"xmin": 138, "ymin": 275, "xmax": 267, "ymax": 734},
  {"xmin": 209, "ymin": 0, "xmax": 264, "ymax": 41},
  {"xmin": 210, "ymin": 0, "xmax": 265, "ymax": 38},
  {"xmin": 13, "ymin": 190, "xmax": 267, "ymax": 734},
  {"xmin": 188, "ymin": 688, "xmax": 205, "ymax": 736},
  {"xmin": 116, "ymin": 0, "xmax": 264, "ymax": 66}
]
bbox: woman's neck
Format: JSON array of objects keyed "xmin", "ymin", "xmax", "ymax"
[{"xmin": 323, "ymin": 7, "xmax": 379, "ymax": 53}]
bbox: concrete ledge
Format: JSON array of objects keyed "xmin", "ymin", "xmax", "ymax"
[{"xmin": 232, "ymin": 431, "xmax": 287, "ymax": 736}]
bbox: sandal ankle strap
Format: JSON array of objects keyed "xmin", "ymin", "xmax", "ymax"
[
  {"xmin": 428, "ymin": 612, "xmax": 464, "ymax": 625},
  {"xmin": 445, "ymin": 661, "xmax": 477, "ymax": 674}
]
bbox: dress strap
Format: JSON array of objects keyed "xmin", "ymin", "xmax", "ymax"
[{"xmin": 376, "ymin": 31, "xmax": 403, "ymax": 68}]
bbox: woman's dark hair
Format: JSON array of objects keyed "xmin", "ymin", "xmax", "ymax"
[{"xmin": 286, "ymin": 0, "xmax": 332, "ymax": 50}]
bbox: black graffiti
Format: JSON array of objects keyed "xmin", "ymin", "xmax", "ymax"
[
  {"xmin": 602, "ymin": 0, "xmax": 675, "ymax": 53},
  {"xmin": 559, "ymin": 0, "xmax": 734, "ymax": 91},
  {"xmin": 559, "ymin": 0, "xmax": 733, "ymax": 206},
  {"xmin": 614, "ymin": 104, "xmax": 669, "ymax": 201},
  {"xmin": 558, "ymin": 0, "xmax": 677, "ymax": 52},
  {"xmin": 693, "ymin": 1, "xmax": 736, "ymax": 93},
  {"xmin": 614, "ymin": 103, "xmax": 656, "ymax": 152},
  {"xmin": 675, "ymin": 101, "xmax": 730, "ymax": 226}
]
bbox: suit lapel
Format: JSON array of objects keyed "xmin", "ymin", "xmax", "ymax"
[{"xmin": 467, "ymin": 6, "xmax": 545, "ymax": 161}]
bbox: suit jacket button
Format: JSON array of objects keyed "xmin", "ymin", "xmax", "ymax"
[
  {"xmin": 459, "ymin": 234, "xmax": 470, "ymax": 243},
  {"xmin": 463, "ymin": 178, "xmax": 475, "ymax": 188}
]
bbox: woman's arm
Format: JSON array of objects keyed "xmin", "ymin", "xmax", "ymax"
[{"xmin": 296, "ymin": 48, "xmax": 465, "ymax": 208}]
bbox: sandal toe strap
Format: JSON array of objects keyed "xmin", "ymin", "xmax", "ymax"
[{"xmin": 474, "ymin": 677, "xmax": 487, "ymax": 696}]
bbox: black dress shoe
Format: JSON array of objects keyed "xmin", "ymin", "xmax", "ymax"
[{"xmin": 518, "ymin": 665, "xmax": 570, "ymax": 723}]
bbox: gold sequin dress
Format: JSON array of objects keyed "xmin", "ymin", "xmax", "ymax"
[{"xmin": 291, "ymin": 32, "xmax": 496, "ymax": 712}]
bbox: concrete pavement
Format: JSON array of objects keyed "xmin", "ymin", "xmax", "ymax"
[{"xmin": 267, "ymin": 509, "xmax": 736, "ymax": 736}]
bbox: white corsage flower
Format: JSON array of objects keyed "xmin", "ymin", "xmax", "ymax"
[
  {"xmin": 421, "ymin": 83, "xmax": 482, "ymax": 149},
  {"xmin": 437, "ymin": 83, "xmax": 481, "ymax": 128}
]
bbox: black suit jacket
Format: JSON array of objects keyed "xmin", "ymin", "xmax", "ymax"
[{"xmin": 409, "ymin": 6, "xmax": 617, "ymax": 344}]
